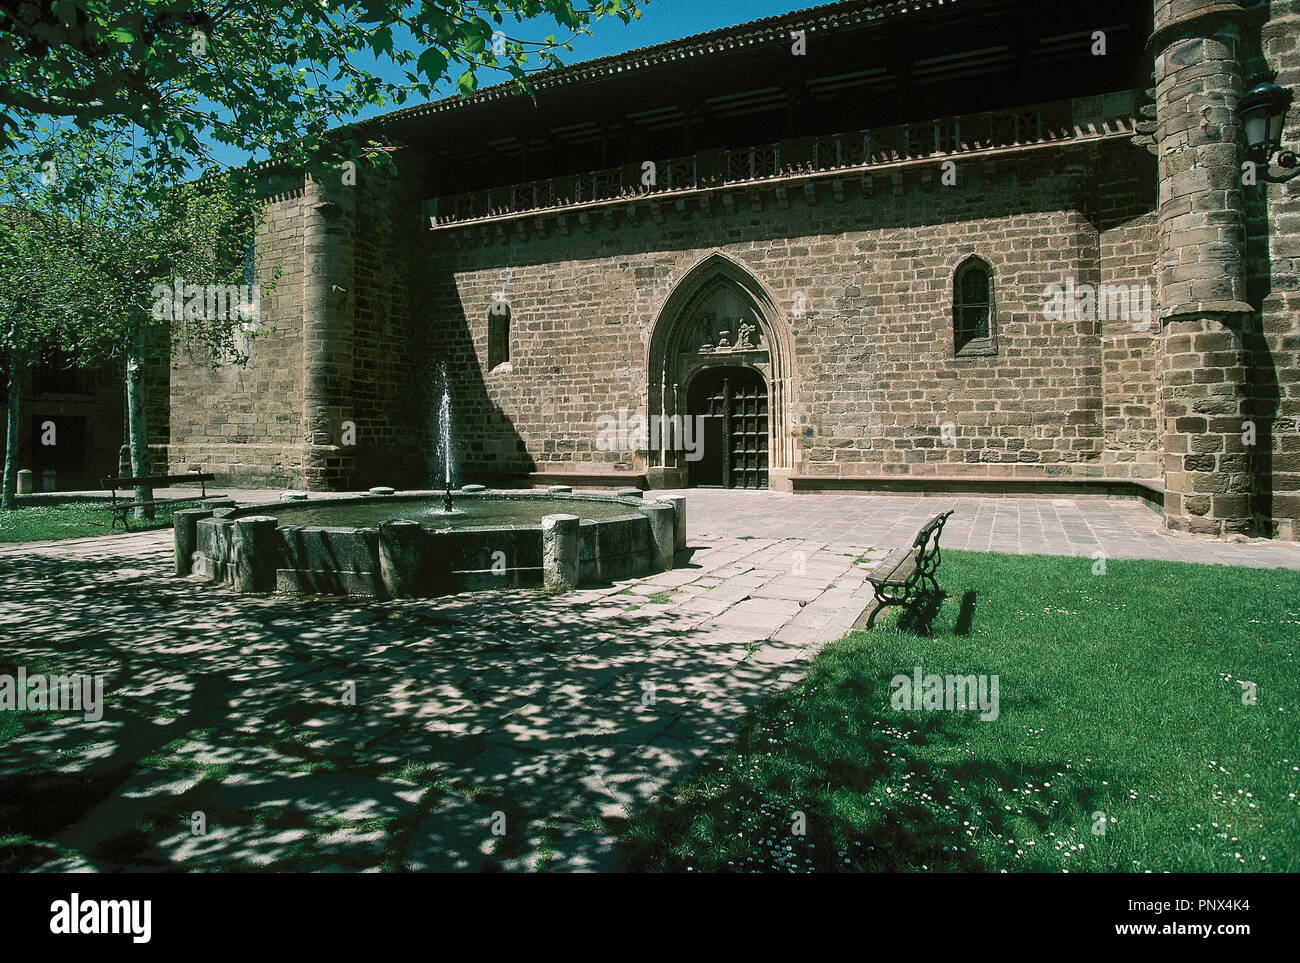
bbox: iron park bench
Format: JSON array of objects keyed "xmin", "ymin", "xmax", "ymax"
[
  {"xmin": 101, "ymin": 470, "xmax": 218, "ymax": 531},
  {"xmin": 856, "ymin": 509, "xmax": 955, "ymax": 629}
]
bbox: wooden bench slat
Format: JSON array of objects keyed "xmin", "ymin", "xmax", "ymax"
[
  {"xmin": 876, "ymin": 552, "xmax": 919, "ymax": 588},
  {"xmin": 866, "ymin": 547, "xmax": 916, "ymax": 586},
  {"xmin": 102, "ymin": 473, "xmax": 215, "ymax": 489}
]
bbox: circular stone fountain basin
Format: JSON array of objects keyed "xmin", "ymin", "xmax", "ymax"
[
  {"xmin": 248, "ymin": 495, "xmax": 637, "ymax": 530},
  {"xmin": 178, "ymin": 490, "xmax": 684, "ymax": 598}
]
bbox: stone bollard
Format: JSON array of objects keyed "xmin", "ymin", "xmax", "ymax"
[
  {"xmin": 541, "ymin": 514, "xmax": 580, "ymax": 591},
  {"xmin": 369, "ymin": 486, "xmax": 395, "ymax": 496},
  {"xmin": 379, "ymin": 519, "xmax": 423, "ymax": 598},
  {"xmin": 16, "ymin": 469, "xmax": 33, "ymax": 495},
  {"xmin": 174, "ymin": 508, "xmax": 214, "ymax": 576},
  {"xmin": 639, "ymin": 501, "xmax": 675, "ymax": 572},
  {"xmin": 202, "ymin": 497, "xmax": 236, "ymax": 511},
  {"xmin": 231, "ymin": 516, "xmax": 278, "ymax": 593},
  {"xmin": 658, "ymin": 495, "xmax": 687, "ymax": 553},
  {"xmin": 547, "ymin": 484, "xmax": 573, "ymax": 494},
  {"xmin": 41, "ymin": 469, "xmax": 55, "ymax": 492},
  {"xmin": 614, "ymin": 487, "xmax": 642, "ymax": 499},
  {"xmin": 195, "ymin": 517, "xmax": 234, "ymax": 582},
  {"xmin": 280, "ymin": 491, "xmax": 308, "ymax": 502}
]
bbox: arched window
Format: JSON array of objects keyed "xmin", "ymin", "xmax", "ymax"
[
  {"xmin": 488, "ymin": 300, "xmax": 510, "ymax": 371},
  {"xmin": 953, "ymin": 257, "xmax": 996, "ymax": 356}
]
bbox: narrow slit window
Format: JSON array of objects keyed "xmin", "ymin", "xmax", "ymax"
[
  {"xmin": 954, "ymin": 258, "xmax": 995, "ymax": 355},
  {"xmin": 488, "ymin": 302, "xmax": 511, "ymax": 370}
]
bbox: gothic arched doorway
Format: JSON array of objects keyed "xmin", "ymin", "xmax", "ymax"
[
  {"xmin": 686, "ymin": 367, "xmax": 769, "ymax": 488},
  {"xmin": 646, "ymin": 252, "xmax": 795, "ymax": 490}
]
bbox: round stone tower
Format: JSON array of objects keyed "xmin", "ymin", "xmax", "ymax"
[
  {"xmin": 1150, "ymin": 0, "xmax": 1257, "ymax": 535},
  {"xmin": 301, "ymin": 166, "xmax": 357, "ymax": 491}
]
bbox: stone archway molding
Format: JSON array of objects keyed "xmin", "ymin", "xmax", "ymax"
[{"xmin": 646, "ymin": 250, "xmax": 797, "ymax": 489}]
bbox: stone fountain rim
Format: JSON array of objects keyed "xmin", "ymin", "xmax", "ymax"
[{"xmin": 216, "ymin": 488, "xmax": 655, "ymax": 533}]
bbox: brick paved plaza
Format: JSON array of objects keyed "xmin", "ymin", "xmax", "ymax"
[{"xmin": 3, "ymin": 490, "xmax": 1296, "ymax": 872}]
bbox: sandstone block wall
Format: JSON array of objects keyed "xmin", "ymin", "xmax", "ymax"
[
  {"xmin": 164, "ymin": 184, "xmax": 306, "ymax": 487},
  {"xmin": 348, "ymin": 153, "xmax": 433, "ymax": 490},
  {"xmin": 1096, "ymin": 148, "xmax": 1163, "ymax": 481},
  {"xmin": 428, "ymin": 141, "xmax": 1160, "ymax": 485}
]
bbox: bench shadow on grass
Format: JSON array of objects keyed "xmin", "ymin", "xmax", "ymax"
[
  {"xmin": 894, "ymin": 589, "xmax": 947, "ymax": 637},
  {"xmin": 953, "ymin": 590, "xmax": 977, "ymax": 636},
  {"xmin": 0, "ymin": 540, "xmax": 807, "ymax": 873}
]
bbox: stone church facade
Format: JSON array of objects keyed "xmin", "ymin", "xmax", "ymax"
[{"xmin": 154, "ymin": 0, "xmax": 1300, "ymax": 539}]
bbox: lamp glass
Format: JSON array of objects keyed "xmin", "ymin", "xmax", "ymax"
[
  {"xmin": 1242, "ymin": 110, "xmax": 1268, "ymax": 151},
  {"xmin": 1267, "ymin": 110, "xmax": 1286, "ymax": 150}
]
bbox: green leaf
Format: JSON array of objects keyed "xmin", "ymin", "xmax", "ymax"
[
  {"xmin": 457, "ymin": 69, "xmax": 477, "ymax": 95},
  {"xmin": 417, "ymin": 47, "xmax": 448, "ymax": 81}
]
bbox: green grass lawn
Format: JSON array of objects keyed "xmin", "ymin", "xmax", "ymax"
[
  {"xmin": 619, "ymin": 550, "xmax": 1300, "ymax": 873},
  {"xmin": 0, "ymin": 496, "xmax": 181, "ymax": 542}
]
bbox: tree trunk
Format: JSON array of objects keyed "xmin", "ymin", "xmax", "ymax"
[
  {"xmin": 2, "ymin": 349, "xmax": 20, "ymax": 511},
  {"xmin": 125, "ymin": 317, "xmax": 154, "ymax": 521}
]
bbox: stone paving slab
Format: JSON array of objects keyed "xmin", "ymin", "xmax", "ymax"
[{"xmin": 660, "ymin": 489, "xmax": 1300, "ymax": 570}]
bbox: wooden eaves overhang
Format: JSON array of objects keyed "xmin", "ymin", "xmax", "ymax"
[{"xmin": 422, "ymin": 92, "xmax": 1142, "ymax": 245}]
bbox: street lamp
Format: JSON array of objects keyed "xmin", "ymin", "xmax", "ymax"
[{"xmin": 1237, "ymin": 78, "xmax": 1299, "ymax": 183}]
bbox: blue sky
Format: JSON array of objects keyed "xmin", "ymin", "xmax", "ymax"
[
  {"xmin": 519, "ymin": 0, "xmax": 809, "ymax": 63},
  {"xmin": 206, "ymin": 1, "xmax": 812, "ymax": 168}
]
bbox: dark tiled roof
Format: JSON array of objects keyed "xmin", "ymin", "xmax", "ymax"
[{"xmin": 371, "ymin": 0, "xmax": 958, "ymax": 127}]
